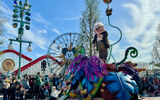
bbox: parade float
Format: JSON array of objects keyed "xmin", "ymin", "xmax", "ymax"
[
  {"xmin": 0, "ymin": 0, "xmax": 146, "ymax": 99},
  {"xmin": 53, "ymin": 0, "xmax": 146, "ymax": 100}
]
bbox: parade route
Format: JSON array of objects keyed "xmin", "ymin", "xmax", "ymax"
[{"xmin": 142, "ymin": 97, "xmax": 160, "ymax": 100}]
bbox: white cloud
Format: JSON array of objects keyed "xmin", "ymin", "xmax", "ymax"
[
  {"xmin": 53, "ymin": 16, "xmax": 81, "ymax": 22},
  {"xmin": 38, "ymin": 29, "xmax": 47, "ymax": 34},
  {"xmin": 51, "ymin": 28, "xmax": 61, "ymax": 34},
  {"xmin": 1, "ymin": 1, "xmax": 48, "ymax": 51},
  {"xmin": 33, "ymin": 13, "xmax": 49, "ymax": 24},
  {"xmin": 3, "ymin": 21, "xmax": 17, "ymax": 36},
  {"xmin": 0, "ymin": 1, "xmax": 12, "ymax": 16},
  {"xmin": 64, "ymin": 16, "xmax": 81, "ymax": 21},
  {"xmin": 23, "ymin": 29, "xmax": 47, "ymax": 50},
  {"xmin": 118, "ymin": 0, "xmax": 160, "ymax": 62}
]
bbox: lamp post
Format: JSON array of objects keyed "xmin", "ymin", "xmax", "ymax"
[{"xmin": 8, "ymin": 0, "xmax": 32, "ymax": 79}]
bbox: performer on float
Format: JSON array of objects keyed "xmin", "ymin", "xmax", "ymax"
[{"xmin": 93, "ymin": 22, "xmax": 110, "ymax": 61}]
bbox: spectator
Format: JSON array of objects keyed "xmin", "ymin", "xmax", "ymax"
[
  {"xmin": 50, "ymin": 86, "xmax": 61, "ymax": 100},
  {"xmin": 29, "ymin": 75, "xmax": 35, "ymax": 98},
  {"xmin": 19, "ymin": 84, "xmax": 26, "ymax": 100},
  {"xmin": 35, "ymin": 72, "xmax": 42, "ymax": 100},
  {"xmin": 40, "ymin": 85, "xmax": 49, "ymax": 99},
  {"xmin": 9, "ymin": 81, "xmax": 16, "ymax": 100},
  {"xmin": 53, "ymin": 74, "xmax": 58, "ymax": 89},
  {"xmin": 22, "ymin": 76, "xmax": 30, "ymax": 90},
  {"xmin": 2, "ymin": 76, "xmax": 10, "ymax": 100}
]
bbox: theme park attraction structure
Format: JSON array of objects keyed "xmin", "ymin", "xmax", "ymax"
[
  {"xmin": 13, "ymin": 55, "xmax": 60, "ymax": 74},
  {"xmin": 57, "ymin": 0, "xmax": 145, "ymax": 100},
  {"xmin": 0, "ymin": 49, "xmax": 60, "ymax": 75},
  {"xmin": 0, "ymin": 49, "xmax": 32, "ymax": 61},
  {"xmin": 0, "ymin": 49, "xmax": 32, "ymax": 74},
  {"xmin": 47, "ymin": 33, "xmax": 87, "ymax": 75}
]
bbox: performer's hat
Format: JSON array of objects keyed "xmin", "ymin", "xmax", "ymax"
[{"xmin": 94, "ymin": 22, "xmax": 104, "ymax": 30}]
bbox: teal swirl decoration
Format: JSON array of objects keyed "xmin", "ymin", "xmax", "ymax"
[
  {"xmin": 105, "ymin": 5, "xmax": 138, "ymax": 70},
  {"xmin": 108, "ymin": 16, "xmax": 123, "ymax": 46},
  {"xmin": 105, "ymin": 1, "xmax": 123, "ymax": 64},
  {"xmin": 106, "ymin": 15, "xmax": 123, "ymax": 63},
  {"xmin": 116, "ymin": 47, "xmax": 138, "ymax": 67}
]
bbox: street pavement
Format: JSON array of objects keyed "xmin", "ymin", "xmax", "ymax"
[{"xmin": 142, "ymin": 97, "xmax": 160, "ymax": 100}]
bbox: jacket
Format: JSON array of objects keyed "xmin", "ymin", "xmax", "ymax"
[{"xmin": 93, "ymin": 31, "xmax": 110, "ymax": 48}]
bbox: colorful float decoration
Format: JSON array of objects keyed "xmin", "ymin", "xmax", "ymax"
[
  {"xmin": 56, "ymin": 0, "xmax": 144, "ymax": 100},
  {"xmin": 60, "ymin": 49, "xmax": 139, "ymax": 100}
]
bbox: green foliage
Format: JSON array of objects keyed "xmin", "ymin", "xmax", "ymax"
[
  {"xmin": 151, "ymin": 24, "xmax": 160, "ymax": 65},
  {"xmin": 155, "ymin": 63, "xmax": 160, "ymax": 67},
  {"xmin": 80, "ymin": 0, "xmax": 100, "ymax": 56}
]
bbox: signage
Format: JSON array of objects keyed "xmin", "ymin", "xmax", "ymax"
[{"xmin": 2, "ymin": 59, "xmax": 15, "ymax": 71}]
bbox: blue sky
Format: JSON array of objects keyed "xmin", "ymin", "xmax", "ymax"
[{"xmin": 1, "ymin": 0, "xmax": 160, "ymax": 63}]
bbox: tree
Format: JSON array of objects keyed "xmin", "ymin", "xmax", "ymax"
[
  {"xmin": 80, "ymin": 0, "xmax": 100, "ymax": 56},
  {"xmin": 152, "ymin": 23, "xmax": 160, "ymax": 67}
]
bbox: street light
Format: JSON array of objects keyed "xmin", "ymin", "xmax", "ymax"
[
  {"xmin": 8, "ymin": 0, "xmax": 32, "ymax": 79},
  {"xmin": 27, "ymin": 43, "xmax": 32, "ymax": 52}
]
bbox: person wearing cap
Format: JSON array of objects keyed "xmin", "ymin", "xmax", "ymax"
[{"xmin": 92, "ymin": 22, "xmax": 110, "ymax": 61}]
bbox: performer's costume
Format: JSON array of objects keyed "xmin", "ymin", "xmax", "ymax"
[{"xmin": 93, "ymin": 31, "xmax": 110, "ymax": 60}]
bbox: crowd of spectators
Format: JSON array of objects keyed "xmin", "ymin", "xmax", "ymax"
[
  {"xmin": 1, "ymin": 72, "xmax": 160, "ymax": 100},
  {"xmin": 0, "ymin": 72, "xmax": 71, "ymax": 100},
  {"xmin": 140, "ymin": 76, "xmax": 160, "ymax": 97}
]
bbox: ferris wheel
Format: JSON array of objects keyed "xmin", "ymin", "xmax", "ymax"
[{"xmin": 47, "ymin": 33, "xmax": 88, "ymax": 75}]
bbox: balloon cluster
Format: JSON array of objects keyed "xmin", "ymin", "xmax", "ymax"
[{"xmin": 103, "ymin": 0, "xmax": 112, "ymax": 4}]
